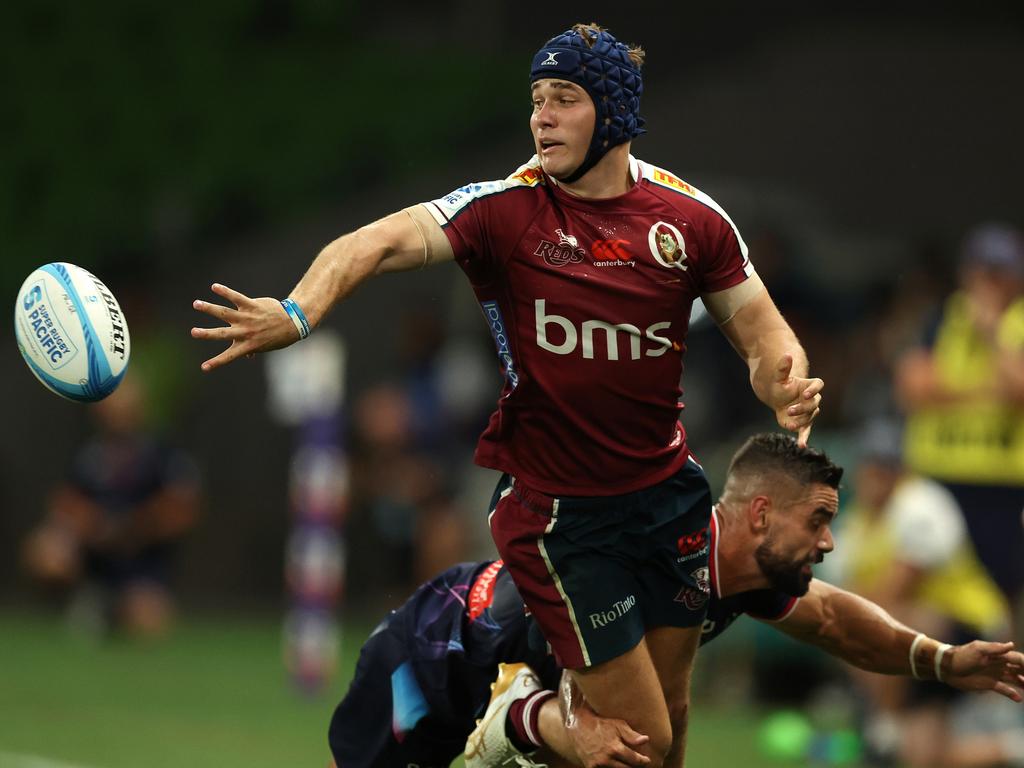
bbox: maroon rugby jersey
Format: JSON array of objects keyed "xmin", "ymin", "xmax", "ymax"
[{"xmin": 421, "ymin": 155, "xmax": 754, "ymax": 496}]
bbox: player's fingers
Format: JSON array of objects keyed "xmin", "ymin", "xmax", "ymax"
[
  {"xmin": 797, "ymin": 423, "xmax": 813, "ymax": 448},
  {"xmin": 606, "ymin": 754, "xmax": 648, "ymax": 768},
  {"xmin": 992, "ymin": 681, "xmax": 1024, "ymax": 702},
  {"xmin": 190, "ymin": 326, "xmax": 236, "ymax": 341},
  {"xmin": 200, "ymin": 343, "xmax": 249, "ymax": 372},
  {"xmin": 801, "ymin": 377, "xmax": 825, "ymax": 398},
  {"xmin": 613, "ymin": 743, "xmax": 651, "ymax": 765},
  {"xmin": 210, "ymin": 282, "xmax": 253, "ymax": 309},
  {"xmin": 193, "ymin": 298, "xmax": 238, "ymax": 323},
  {"xmin": 787, "ymin": 396, "xmax": 821, "ymax": 418}
]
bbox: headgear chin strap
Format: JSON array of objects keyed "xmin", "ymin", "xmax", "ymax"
[{"xmin": 530, "ymin": 27, "xmax": 646, "ymax": 184}]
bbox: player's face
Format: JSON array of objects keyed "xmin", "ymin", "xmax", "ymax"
[
  {"xmin": 530, "ymin": 79, "xmax": 595, "ymax": 179},
  {"xmin": 755, "ymin": 483, "xmax": 838, "ymax": 596}
]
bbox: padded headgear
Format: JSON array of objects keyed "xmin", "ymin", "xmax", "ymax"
[{"xmin": 530, "ymin": 26, "xmax": 646, "ymax": 184}]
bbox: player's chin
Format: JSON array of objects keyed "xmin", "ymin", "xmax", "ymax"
[{"xmin": 539, "ymin": 155, "xmax": 575, "ymax": 180}]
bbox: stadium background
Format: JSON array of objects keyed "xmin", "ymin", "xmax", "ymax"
[{"xmin": 1, "ymin": 3, "xmax": 1022, "ymax": 767}]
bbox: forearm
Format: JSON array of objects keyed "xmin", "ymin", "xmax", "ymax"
[
  {"xmin": 288, "ymin": 225, "xmax": 391, "ymax": 329},
  {"xmin": 803, "ymin": 588, "xmax": 951, "ymax": 678}
]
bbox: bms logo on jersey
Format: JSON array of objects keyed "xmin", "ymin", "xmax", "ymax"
[{"xmin": 534, "ymin": 299, "xmax": 673, "ymax": 361}]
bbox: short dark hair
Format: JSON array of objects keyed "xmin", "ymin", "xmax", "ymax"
[{"xmin": 727, "ymin": 433, "xmax": 843, "ymax": 491}]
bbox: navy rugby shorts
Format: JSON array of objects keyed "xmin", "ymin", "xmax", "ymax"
[{"xmin": 488, "ymin": 455, "xmax": 712, "ymax": 670}]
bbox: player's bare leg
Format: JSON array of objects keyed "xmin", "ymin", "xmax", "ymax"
[
  {"xmin": 569, "ymin": 627, "xmax": 701, "ymax": 768},
  {"xmin": 535, "ymin": 672, "xmax": 652, "ymax": 768},
  {"xmin": 644, "ymin": 626, "xmax": 702, "ymax": 768}
]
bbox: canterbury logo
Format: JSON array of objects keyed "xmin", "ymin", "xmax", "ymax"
[
  {"xmin": 541, "ymin": 52, "xmax": 559, "ymax": 66},
  {"xmin": 592, "ymin": 239, "xmax": 631, "ymax": 260}
]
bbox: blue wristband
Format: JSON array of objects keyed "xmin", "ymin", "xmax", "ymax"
[{"xmin": 281, "ymin": 298, "xmax": 311, "ymax": 340}]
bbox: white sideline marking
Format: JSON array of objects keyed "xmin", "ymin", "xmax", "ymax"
[{"xmin": 0, "ymin": 751, "xmax": 104, "ymax": 768}]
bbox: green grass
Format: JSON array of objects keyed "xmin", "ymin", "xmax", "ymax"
[{"xmin": 0, "ymin": 612, "xmax": 799, "ymax": 768}]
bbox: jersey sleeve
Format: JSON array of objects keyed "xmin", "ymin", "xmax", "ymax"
[
  {"xmin": 694, "ymin": 193, "xmax": 755, "ymax": 295},
  {"xmin": 421, "ymin": 183, "xmax": 496, "ymax": 282},
  {"xmin": 743, "ymin": 589, "xmax": 799, "ymax": 622},
  {"xmin": 420, "ymin": 171, "xmax": 538, "ymax": 285},
  {"xmin": 887, "ymin": 477, "xmax": 965, "ymax": 569}
]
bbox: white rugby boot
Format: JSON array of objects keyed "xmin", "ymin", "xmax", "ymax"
[{"xmin": 464, "ymin": 662, "xmax": 547, "ymax": 768}]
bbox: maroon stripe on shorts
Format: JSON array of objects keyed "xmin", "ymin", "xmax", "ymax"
[{"xmin": 489, "ymin": 486, "xmax": 587, "ymax": 669}]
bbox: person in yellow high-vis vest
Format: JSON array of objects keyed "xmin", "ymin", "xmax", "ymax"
[{"xmin": 896, "ymin": 223, "xmax": 1024, "ymax": 655}]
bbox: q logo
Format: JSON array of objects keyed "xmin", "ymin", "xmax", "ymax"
[{"xmin": 648, "ymin": 222, "xmax": 688, "ymax": 271}]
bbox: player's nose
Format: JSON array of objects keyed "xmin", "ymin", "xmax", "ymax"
[{"xmin": 818, "ymin": 526, "xmax": 835, "ymax": 553}]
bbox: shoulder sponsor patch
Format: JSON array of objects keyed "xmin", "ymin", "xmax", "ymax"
[{"xmin": 649, "ymin": 168, "xmax": 697, "ymax": 197}]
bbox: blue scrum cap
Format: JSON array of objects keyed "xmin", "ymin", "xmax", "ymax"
[{"xmin": 530, "ymin": 25, "xmax": 646, "ymax": 183}]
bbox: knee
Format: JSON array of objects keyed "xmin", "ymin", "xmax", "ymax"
[
  {"xmin": 644, "ymin": 718, "xmax": 675, "ymax": 768},
  {"xmin": 666, "ymin": 695, "xmax": 690, "ymax": 737}
]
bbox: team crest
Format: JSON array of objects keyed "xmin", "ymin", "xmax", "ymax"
[
  {"xmin": 535, "ymin": 228, "xmax": 587, "ymax": 267},
  {"xmin": 675, "ymin": 566, "xmax": 710, "ymax": 610},
  {"xmin": 648, "ymin": 221, "xmax": 688, "ymax": 270}
]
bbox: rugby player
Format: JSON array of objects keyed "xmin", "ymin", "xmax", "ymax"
[
  {"xmin": 326, "ymin": 435, "xmax": 1024, "ymax": 768},
  {"xmin": 193, "ymin": 23, "xmax": 823, "ymax": 766}
]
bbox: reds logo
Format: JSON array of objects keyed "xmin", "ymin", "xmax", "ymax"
[
  {"xmin": 675, "ymin": 566, "xmax": 710, "ymax": 610},
  {"xmin": 536, "ymin": 228, "xmax": 586, "ymax": 267}
]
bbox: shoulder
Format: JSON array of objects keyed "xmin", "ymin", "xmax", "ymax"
[
  {"xmin": 635, "ymin": 159, "xmax": 738, "ymax": 225},
  {"xmin": 423, "ymin": 156, "xmax": 546, "ymax": 226},
  {"xmin": 634, "ymin": 157, "xmax": 748, "ymax": 253}
]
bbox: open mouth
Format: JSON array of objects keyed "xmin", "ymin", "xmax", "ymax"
[{"xmin": 539, "ymin": 140, "xmax": 563, "ymax": 153}]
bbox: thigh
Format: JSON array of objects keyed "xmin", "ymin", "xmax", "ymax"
[
  {"xmin": 489, "ymin": 480, "xmax": 645, "ymax": 670},
  {"xmin": 571, "ymin": 636, "xmax": 672, "ymax": 756},
  {"xmin": 637, "ymin": 459, "xmax": 714, "ymax": 632},
  {"xmin": 645, "ymin": 625, "xmax": 702, "ymax": 714}
]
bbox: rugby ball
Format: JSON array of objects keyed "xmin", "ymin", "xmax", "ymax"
[{"xmin": 14, "ymin": 262, "xmax": 130, "ymax": 402}]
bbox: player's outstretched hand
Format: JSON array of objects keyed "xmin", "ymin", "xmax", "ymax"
[
  {"xmin": 770, "ymin": 353, "xmax": 823, "ymax": 447},
  {"xmin": 191, "ymin": 283, "xmax": 299, "ymax": 372},
  {"xmin": 945, "ymin": 640, "xmax": 1024, "ymax": 702},
  {"xmin": 566, "ymin": 699, "xmax": 651, "ymax": 768}
]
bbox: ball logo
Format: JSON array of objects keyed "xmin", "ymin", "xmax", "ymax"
[
  {"xmin": 23, "ymin": 285, "xmax": 42, "ymax": 310},
  {"xmin": 648, "ymin": 221, "xmax": 688, "ymax": 270}
]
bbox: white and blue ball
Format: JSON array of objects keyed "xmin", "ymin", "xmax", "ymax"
[{"xmin": 14, "ymin": 262, "xmax": 131, "ymax": 402}]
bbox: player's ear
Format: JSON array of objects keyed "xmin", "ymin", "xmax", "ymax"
[{"xmin": 748, "ymin": 496, "xmax": 770, "ymax": 532}]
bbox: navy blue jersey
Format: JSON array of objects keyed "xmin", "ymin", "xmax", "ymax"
[
  {"xmin": 397, "ymin": 559, "xmax": 559, "ymax": 721},
  {"xmin": 329, "ymin": 561, "xmax": 560, "ymax": 768}
]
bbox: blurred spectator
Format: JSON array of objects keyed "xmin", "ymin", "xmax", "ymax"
[
  {"xmin": 834, "ymin": 420, "xmax": 1010, "ymax": 767},
  {"xmin": 345, "ymin": 383, "xmax": 468, "ymax": 605},
  {"xmin": 21, "ymin": 374, "xmax": 201, "ymax": 637},
  {"xmin": 895, "ymin": 223, "xmax": 1024, "ymax": 653}
]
